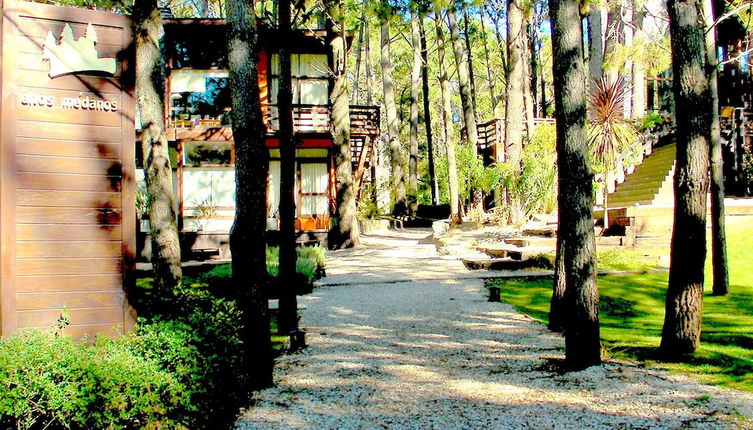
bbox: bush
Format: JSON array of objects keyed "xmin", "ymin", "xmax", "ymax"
[{"xmin": 0, "ymin": 330, "xmax": 190, "ymax": 429}]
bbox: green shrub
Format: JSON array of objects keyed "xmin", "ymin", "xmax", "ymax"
[{"xmin": 0, "ymin": 330, "xmax": 190, "ymax": 430}]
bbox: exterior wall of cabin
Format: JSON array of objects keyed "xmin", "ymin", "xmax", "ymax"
[{"xmin": 0, "ymin": 1, "xmax": 135, "ymax": 338}]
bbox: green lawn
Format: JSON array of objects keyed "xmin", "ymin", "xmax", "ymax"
[{"xmin": 488, "ymin": 216, "xmax": 753, "ymax": 391}]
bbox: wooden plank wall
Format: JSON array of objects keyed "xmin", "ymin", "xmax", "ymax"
[{"xmin": 0, "ymin": 0, "xmax": 135, "ymax": 339}]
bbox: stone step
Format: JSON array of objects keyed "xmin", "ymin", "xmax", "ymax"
[
  {"xmin": 503, "ymin": 237, "xmax": 557, "ymax": 248},
  {"xmin": 522, "ymin": 226, "xmax": 557, "ymax": 237},
  {"xmin": 595, "ymin": 236, "xmax": 625, "ymax": 246},
  {"xmin": 477, "ymin": 245, "xmax": 554, "ymax": 261},
  {"xmin": 461, "ymin": 257, "xmax": 549, "ymax": 271}
]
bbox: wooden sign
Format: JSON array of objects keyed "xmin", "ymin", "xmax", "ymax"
[{"xmin": 0, "ymin": 0, "xmax": 135, "ymax": 339}]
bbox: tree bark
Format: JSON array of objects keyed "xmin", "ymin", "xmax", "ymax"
[
  {"xmin": 365, "ymin": 17, "xmax": 374, "ymax": 106},
  {"xmin": 447, "ymin": 5, "xmax": 478, "ymax": 149},
  {"xmin": 225, "ymin": 0, "xmax": 273, "ymax": 388},
  {"xmin": 277, "ymin": 0, "xmax": 299, "ymax": 334},
  {"xmin": 436, "ymin": 12, "xmax": 460, "ymax": 222},
  {"xmin": 549, "ymin": 235, "xmax": 567, "ymax": 332},
  {"xmin": 380, "ymin": 14, "xmax": 408, "ymax": 215},
  {"xmin": 631, "ymin": 4, "xmax": 646, "ymax": 118},
  {"xmin": 660, "ymin": 0, "xmax": 711, "ymax": 356},
  {"xmin": 463, "ymin": 8, "xmax": 478, "ymax": 115},
  {"xmin": 506, "ymin": 0, "xmax": 525, "ymax": 171},
  {"xmin": 408, "ymin": 12, "xmax": 421, "ymax": 215},
  {"xmin": 588, "ymin": 8, "xmax": 604, "ymax": 85},
  {"xmin": 529, "ymin": 19, "xmax": 539, "ymax": 117},
  {"xmin": 480, "ymin": 6, "xmax": 499, "ymax": 115},
  {"xmin": 702, "ymin": 0, "xmax": 729, "ymax": 296},
  {"xmin": 419, "ymin": 17, "xmax": 439, "ymax": 206},
  {"xmin": 550, "ymin": 0, "xmax": 602, "ymax": 369},
  {"xmin": 351, "ymin": 8, "xmax": 365, "ymax": 104},
  {"xmin": 133, "ymin": 0, "xmax": 182, "ymax": 298},
  {"xmin": 523, "ymin": 24, "xmax": 536, "ymax": 141},
  {"xmin": 328, "ymin": 5, "xmax": 361, "ymax": 250}
]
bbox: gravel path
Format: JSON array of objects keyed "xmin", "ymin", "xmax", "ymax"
[{"xmin": 236, "ymin": 228, "xmax": 753, "ymax": 429}]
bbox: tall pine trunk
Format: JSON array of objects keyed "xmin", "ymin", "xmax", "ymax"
[
  {"xmin": 225, "ymin": 0, "xmax": 273, "ymax": 388},
  {"xmin": 420, "ymin": 17, "xmax": 439, "ymax": 205},
  {"xmin": 351, "ymin": 8, "xmax": 365, "ymax": 104},
  {"xmin": 277, "ymin": 0, "xmax": 299, "ymax": 334},
  {"xmin": 660, "ymin": 0, "xmax": 711, "ymax": 356},
  {"xmin": 588, "ymin": 8, "xmax": 604, "ymax": 85},
  {"xmin": 506, "ymin": 0, "xmax": 525, "ymax": 172},
  {"xmin": 365, "ymin": 19, "xmax": 374, "ymax": 106},
  {"xmin": 328, "ymin": 5, "xmax": 361, "ymax": 249},
  {"xmin": 436, "ymin": 12, "xmax": 460, "ymax": 222},
  {"xmin": 480, "ymin": 7, "xmax": 498, "ymax": 115},
  {"xmin": 549, "ymin": 236, "xmax": 567, "ymax": 332},
  {"xmin": 380, "ymin": 14, "xmax": 407, "ymax": 215},
  {"xmin": 447, "ymin": 6, "xmax": 478, "ymax": 149},
  {"xmin": 523, "ymin": 24, "xmax": 535, "ymax": 141},
  {"xmin": 550, "ymin": 0, "xmax": 602, "ymax": 369},
  {"xmin": 702, "ymin": 0, "xmax": 729, "ymax": 296},
  {"xmin": 133, "ymin": 0, "xmax": 182, "ymax": 299},
  {"xmin": 631, "ymin": 5, "xmax": 646, "ymax": 118},
  {"xmin": 463, "ymin": 9, "xmax": 478, "ymax": 114},
  {"xmin": 409, "ymin": 12, "xmax": 421, "ymax": 215}
]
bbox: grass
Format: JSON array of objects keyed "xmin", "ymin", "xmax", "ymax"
[{"xmin": 488, "ymin": 216, "xmax": 753, "ymax": 391}]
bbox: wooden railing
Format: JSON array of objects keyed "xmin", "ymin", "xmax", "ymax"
[
  {"xmin": 167, "ymin": 105, "xmax": 381, "ymax": 137},
  {"xmin": 349, "ymin": 105, "xmax": 380, "ymax": 135},
  {"xmin": 264, "ymin": 104, "xmax": 381, "ymax": 135},
  {"xmin": 264, "ymin": 104, "xmax": 331, "ymax": 134}
]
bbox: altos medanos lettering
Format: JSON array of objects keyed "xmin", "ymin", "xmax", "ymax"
[
  {"xmin": 19, "ymin": 93, "xmax": 118, "ymax": 112},
  {"xmin": 61, "ymin": 95, "xmax": 118, "ymax": 111}
]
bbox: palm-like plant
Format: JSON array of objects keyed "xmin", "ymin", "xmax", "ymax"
[{"xmin": 588, "ymin": 76, "xmax": 640, "ymax": 231}]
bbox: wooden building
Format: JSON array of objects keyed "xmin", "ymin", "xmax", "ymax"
[
  {"xmin": 138, "ymin": 18, "xmax": 380, "ymax": 259},
  {"xmin": 0, "ymin": 1, "xmax": 136, "ymax": 338}
]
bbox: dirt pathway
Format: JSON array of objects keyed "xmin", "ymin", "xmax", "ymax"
[{"xmin": 236, "ymin": 229, "xmax": 753, "ymax": 429}]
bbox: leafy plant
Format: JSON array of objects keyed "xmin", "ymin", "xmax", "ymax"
[
  {"xmin": 190, "ymin": 199, "xmax": 217, "ymax": 231},
  {"xmin": 588, "ymin": 76, "xmax": 641, "ymax": 229}
]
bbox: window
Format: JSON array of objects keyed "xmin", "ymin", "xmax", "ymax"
[
  {"xmin": 169, "ymin": 70, "xmax": 231, "ymax": 126},
  {"xmin": 299, "ymin": 163, "xmax": 328, "ymax": 215},
  {"xmin": 267, "ymin": 149, "xmax": 330, "ymax": 219},
  {"xmin": 182, "ymin": 141, "xmax": 233, "ymax": 166},
  {"xmin": 269, "ymin": 54, "xmax": 329, "ymax": 105}
]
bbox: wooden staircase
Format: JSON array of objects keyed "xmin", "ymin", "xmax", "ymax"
[{"xmin": 607, "ymin": 144, "xmax": 676, "ymax": 208}]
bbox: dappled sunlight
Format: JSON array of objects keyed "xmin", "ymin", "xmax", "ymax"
[{"xmin": 238, "ymin": 228, "xmax": 753, "ymax": 429}]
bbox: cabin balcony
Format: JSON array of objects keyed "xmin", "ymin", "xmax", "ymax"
[{"xmin": 165, "ymin": 104, "xmax": 380, "ymax": 140}]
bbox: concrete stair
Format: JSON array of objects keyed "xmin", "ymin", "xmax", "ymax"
[
  {"xmin": 462, "ymin": 230, "xmax": 556, "ymax": 271},
  {"xmin": 607, "ymin": 144, "xmax": 676, "ymax": 209}
]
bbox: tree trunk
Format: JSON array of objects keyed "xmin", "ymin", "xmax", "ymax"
[
  {"xmin": 631, "ymin": 4, "xmax": 646, "ymax": 118},
  {"xmin": 702, "ymin": 0, "xmax": 728, "ymax": 296},
  {"xmin": 660, "ymin": 0, "xmax": 711, "ymax": 356},
  {"xmin": 328, "ymin": 9, "xmax": 361, "ymax": 250},
  {"xmin": 549, "ymin": 235, "xmax": 567, "ymax": 332},
  {"xmin": 622, "ymin": 0, "xmax": 634, "ymax": 117},
  {"xmin": 420, "ymin": 17, "xmax": 439, "ymax": 206},
  {"xmin": 588, "ymin": 8, "xmax": 604, "ymax": 85},
  {"xmin": 463, "ymin": 8, "xmax": 478, "ymax": 115},
  {"xmin": 506, "ymin": 0, "xmax": 525, "ymax": 171},
  {"xmin": 529, "ymin": 19, "xmax": 539, "ymax": 117},
  {"xmin": 380, "ymin": 15, "xmax": 408, "ymax": 215},
  {"xmin": 480, "ymin": 6, "xmax": 498, "ymax": 115},
  {"xmin": 447, "ymin": 6, "xmax": 478, "ymax": 149},
  {"xmin": 523, "ymin": 25, "xmax": 536, "ymax": 141},
  {"xmin": 133, "ymin": 0, "xmax": 182, "ymax": 299},
  {"xmin": 365, "ymin": 18, "xmax": 374, "ymax": 106},
  {"xmin": 409, "ymin": 12, "xmax": 421, "ymax": 215},
  {"xmin": 225, "ymin": 0, "xmax": 273, "ymax": 388},
  {"xmin": 277, "ymin": 0, "xmax": 299, "ymax": 335},
  {"xmin": 351, "ymin": 8, "xmax": 365, "ymax": 104},
  {"xmin": 436, "ymin": 12, "xmax": 460, "ymax": 222},
  {"xmin": 551, "ymin": 0, "xmax": 602, "ymax": 369}
]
